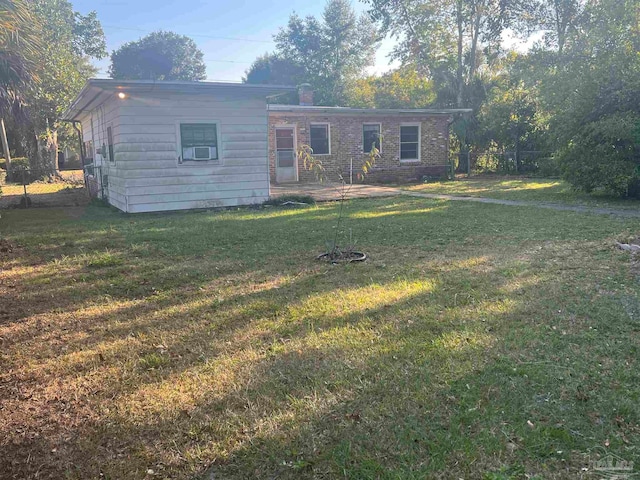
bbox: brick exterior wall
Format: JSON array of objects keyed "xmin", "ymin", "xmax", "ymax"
[{"xmin": 268, "ymin": 112, "xmax": 452, "ymax": 184}]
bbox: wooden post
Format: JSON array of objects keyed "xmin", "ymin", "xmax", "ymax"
[{"xmin": 0, "ymin": 118, "xmax": 11, "ymax": 171}]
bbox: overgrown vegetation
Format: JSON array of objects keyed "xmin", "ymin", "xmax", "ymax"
[
  {"xmin": 1, "ymin": 199, "xmax": 639, "ymax": 479},
  {"xmin": 246, "ymin": 0, "xmax": 640, "ymax": 198}
]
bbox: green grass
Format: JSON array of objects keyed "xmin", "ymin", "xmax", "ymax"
[
  {"xmin": 1, "ymin": 197, "xmax": 639, "ymax": 479},
  {"xmin": 403, "ymin": 176, "xmax": 640, "ymax": 210}
]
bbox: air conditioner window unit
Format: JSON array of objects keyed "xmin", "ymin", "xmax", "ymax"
[{"xmin": 194, "ymin": 146, "xmax": 212, "ymax": 160}]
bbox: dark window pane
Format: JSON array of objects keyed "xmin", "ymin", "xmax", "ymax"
[
  {"xmin": 401, "ymin": 126, "xmax": 419, "ymax": 143},
  {"xmin": 310, "ymin": 125, "xmax": 329, "ymax": 154},
  {"xmin": 363, "ymin": 124, "xmax": 381, "ymax": 152},
  {"xmin": 400, "ymin": 144, "xmax": 418, "ymax": 159}
]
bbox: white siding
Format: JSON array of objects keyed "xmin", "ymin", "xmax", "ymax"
[
  {"xmin": 84, "ymin": 91, "xmax": 270, "ymax": 213},
  {"xmin": 79, "ymin": 97, "xmax": 125, "ymax": 211}
]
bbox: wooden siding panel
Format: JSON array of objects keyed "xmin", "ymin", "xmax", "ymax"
[
  {"xmin": 123, "ymin": 165, "xmax": 267, "ymax": 178},
  {"xmin": 80, "ymin": 90, "xmax": 270, "ymax": 212},
  {"xmin": 127, "ymin": 195, "xmax": 267, "ymax": 213},
  {"xmin": 124, "ymin": 173, "xmax": 267, "ymax": 187},
  {"xmin": 128, "ymin": 189, "xmax": 269, "ymax": 205},
  {"xmin": 129, "ymin": 180, "xmax": 267, "ymax": 196}
]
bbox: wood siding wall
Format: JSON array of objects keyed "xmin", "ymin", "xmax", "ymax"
[
  {"xmin": 84, "ymin": 92, "xmax": 270, "ymax": 213},
  {"xmin": 79, "ymin": 97, "xmax": 126, "ymax": 210}
]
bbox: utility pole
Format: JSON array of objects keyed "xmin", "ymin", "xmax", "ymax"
[{"xmin": 0, "ymin": 118, "xmax": 11, "ymax": 172}]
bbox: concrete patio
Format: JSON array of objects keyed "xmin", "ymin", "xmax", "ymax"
[{"xmin": 269, "ymin": 183, "xmax": 400, "ymax": 201}]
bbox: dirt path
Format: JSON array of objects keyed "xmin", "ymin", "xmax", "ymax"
[{"xmin": 271, "ymin": 183, "xmax": 640, "ymax": 218}]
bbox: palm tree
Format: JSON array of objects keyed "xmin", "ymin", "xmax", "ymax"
[{"xmin": 0, "ymin": 0, "xmax": 40, "ymax": 169}]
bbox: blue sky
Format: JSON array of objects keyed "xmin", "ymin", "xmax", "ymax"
[{"xmin": 72, "ymin": 0, "xmax": 400, "ymax": 81}]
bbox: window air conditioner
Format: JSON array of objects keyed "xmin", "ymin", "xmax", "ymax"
[{"xmin": 193, "ymin": 146, "xmax": 212, "ymax": 160}]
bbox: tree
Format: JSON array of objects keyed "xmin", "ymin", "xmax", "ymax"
[
  {"xmin": 0, "ymin": 0, "xmax": 41, "ymax": 169},
  {"xmin": 109, "ymin": 31, "xmax": 206, "ymax": 81},
  {"xmin": 346, "ymin": 67, "xmax": 436, "ymax": 108},
  {"xmin": 244, "ymin": 53, "xmax": 303, "ymax": 85},
  {"xmin": 549, "ymin": 0, "xmax": 640, "ymax": 196},
  {"xmin": 245, "ymin": 0, "xmax": 379, "ymax": 106},
  {"xmin": 475, "ymin": 53, "xmax": 545, "ymax": 165},
  {"xmin": 364, "ymin": 0, "xmax": 516, "ymax": 168},
  {"xmin": 529, "ymin": 0, "xmax": 585, "ymax": 54},
  {"xmin": 366, "ymin": 0, "xmax": 512, "ymax": 108},
  {"xmin": 243, "ymin": 53, "xmax": 303, "ymax": 104},
  {"xmin": 23, "ymin": 0, "xmax": 106, "ymax": 175}
]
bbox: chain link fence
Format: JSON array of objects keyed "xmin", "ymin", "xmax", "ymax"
[
  {"xmin": 452, "ymin": 151, "xmax": 560, "ymax": 177},
  {"xmin": 0, "ymin": 164, "xmax": 89, "ymax": 209}
]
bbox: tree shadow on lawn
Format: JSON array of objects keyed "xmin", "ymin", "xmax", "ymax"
[
  {"xmin": 57, "ymin": 275, "xmax": 519, "ymax": 479},
  {"xmin": 1, "ymin": 249, "xmax": 519, "ymax": 479},
  {"xmin": 1, "ymin": 197, "xmax": 639, "ymax": 479},
  {"xmin": 1, "ymin": 197, "xmax": 459, "ymax": 325}
]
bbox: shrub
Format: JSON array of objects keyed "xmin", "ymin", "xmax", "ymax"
[
  {"xmin": 561, "ymin": 112, "xmax": 640, "ymax": 197},
  {"xmin": 4, "ymin": 158, "xmax": 31, "ymax": 183}
]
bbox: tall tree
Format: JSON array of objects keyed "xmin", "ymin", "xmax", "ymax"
[
  {"xmin": 109, "ymin": 31, "xmax": 206, "ymax": 81},
  {"xmin": 547, "ymin": 0, "xmax": 640, "ymax": 196},
  {"xmin": 366, "ymin": 0, "xmax": 511, "ymax": 109},
  {"xmin": 0, "ymin": 0, "xmax": 41, "ymax": 168},
  {"xmin": 245, "ymin": 0, "xmax": 379, "ymax": 106},
  {"xmin": 346, "ymin": 66, "xmax": 436, "ymax": 108},
  {"xmin": 531, "ymin": 0, "xmax": 584, "ymax": 54},
  {"xmin": 25, "ymin": 0, "xmax": 106, "ymax": 174}
]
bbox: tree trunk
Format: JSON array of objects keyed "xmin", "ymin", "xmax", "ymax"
[
  {"xmin": 0, "ymin": 118, "xmax": 11, "ymax": 171},
  {"xmin": 50, "ymin": 128, "xmax": 59, "ymax": 175},
  {"xmin": 468, "ymin": 7, "xmax": 481, "ymax": 81},
  {"xmin": 456, "ymin": 0, "xmax": 464, "ymax": 109}
]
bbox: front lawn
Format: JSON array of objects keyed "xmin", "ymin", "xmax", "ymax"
[
  {"xmin": 404, "ymin": 176, "xmax": 640, "ymax": 210},
  {"xmin": 1, "ymin": 198, "xmax": 639, "ymax": 479}
]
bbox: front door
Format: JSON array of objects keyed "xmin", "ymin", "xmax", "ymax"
[{"xmin": 275, "ymin": 127, "xmax": 297, "ymax": 183}]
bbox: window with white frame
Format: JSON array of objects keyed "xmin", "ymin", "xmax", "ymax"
[
  {"xmin": 363, "ymin": 124, "xmax": 381, "ymax": 153},
  {"xmin": 400, "ymin": 124, "xmax": 420, "ymax": 162},
  {"xmin": 180, "ymin": 123, "xmax": 219, "ymax": 162},
  {"xmin": 310, "ymin": 123, "xmax": 330, "ymax": 155}
]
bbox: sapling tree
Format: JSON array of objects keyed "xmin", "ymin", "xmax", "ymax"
[{"xmin": 297, "ymin": 143, "xmax": 380, "ymax": 262}]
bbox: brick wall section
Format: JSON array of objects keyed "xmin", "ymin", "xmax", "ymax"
[{"xmin": 269, "ymin": 112, "xmax": 452, "ymax": 184}]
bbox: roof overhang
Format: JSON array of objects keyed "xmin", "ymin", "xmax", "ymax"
[
  {"xmin": 268, "ymin": 105, "xmax": 473, "ymax": 115},
  {"xmin": 62, "ymin": 79, "xmax": 297, "ymax": 122}
]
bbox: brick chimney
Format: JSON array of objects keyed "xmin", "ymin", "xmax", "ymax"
[{"xmin": 298, "ymin": 83, "xmax": 313, "ymax": 106}]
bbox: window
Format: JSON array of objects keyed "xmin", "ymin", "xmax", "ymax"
[
  {"xmin": 400, "ymin": 124, "xmax": 420, "ymax": 162},
  {"xmin": 180, "ymin": 123, "xmax": 219, "ymax": 162},
  {"xmin": 107, "ymin": 126, "xmax": 114, "ymax": 163},
  {"xmin": 310, "ymin": 123, "xmax": 330, "ymax": 155},
  {"xmin": 363, "ymin": 124, "xmax": 381, "ymax": 153}
]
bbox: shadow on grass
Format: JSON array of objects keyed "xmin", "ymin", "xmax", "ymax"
[{"xmin": 1, "ymin": 196, "xmax": 639, "ymax": 479}]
